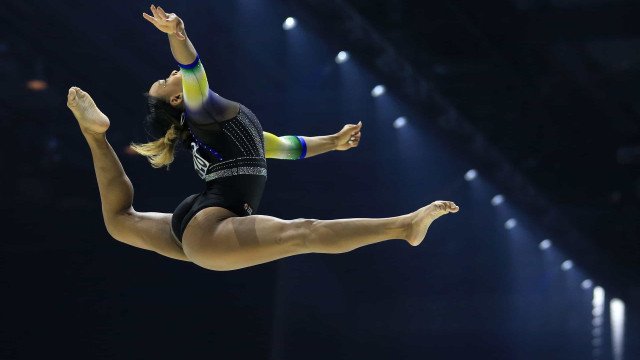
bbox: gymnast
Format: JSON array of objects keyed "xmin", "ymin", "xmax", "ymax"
[{"xmin": 66, "ymin": 5, "xmax": 459, "ymax": 271}]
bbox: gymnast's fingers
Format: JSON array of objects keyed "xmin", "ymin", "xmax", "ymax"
[
  {"xmin": 151, "ymin": 4, "xmax": 163, "ymax": 21},
  {"xmin": 142, "ymin": 12, "xmax": 158, "ymax": 25},
  {"xmin": 157, "ymin": 6, "xmax": 169, "ymax": 20}
]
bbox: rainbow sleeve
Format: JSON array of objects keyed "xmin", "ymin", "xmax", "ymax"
[
  {"xmin": 178, "ymin": 55, "xmax": 210, "ymax": 111},
  {"xmin": 263, "ymin": 131, "xmax": 307, "ymax": 160}
]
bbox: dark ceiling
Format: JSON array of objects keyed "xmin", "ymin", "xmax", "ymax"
[{"xmin": 296, "ymin": 0, "xmax": 640, "ymax": 290}]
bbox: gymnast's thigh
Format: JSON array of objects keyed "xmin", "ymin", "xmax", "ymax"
[{"xmin": 180, "ymin": 207, "xmax": 307, "ymax": 270}]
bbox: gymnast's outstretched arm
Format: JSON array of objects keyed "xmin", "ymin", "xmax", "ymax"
[
  {"xmin": 263, "ymin": 121, "xmax": 363, "ymax": 160},
  {"xmin": 143, "ymin": 5, "xmax": 238, "ymax": 123}
]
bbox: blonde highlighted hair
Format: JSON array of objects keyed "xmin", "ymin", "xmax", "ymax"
[
  {"xmin": 130, "ymin": 94, "xmax": 190, "ymax": 169},
  {"xmin": 129, "ymin": 124, "xmax": 189, "ymax": 169}
]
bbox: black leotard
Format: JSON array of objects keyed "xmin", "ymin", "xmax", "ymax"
[{"xmin": 170, "ymin": 56, "xmax": 267, "ymax": 245}]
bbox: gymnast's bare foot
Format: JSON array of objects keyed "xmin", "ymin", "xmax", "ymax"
[
  {"xmin": 67, "ymin": 87, "xmax": 110, "ymax": 135},
  {"xmin": 405, "ymin": 201, "xmax": 459, "ymax": 246}
]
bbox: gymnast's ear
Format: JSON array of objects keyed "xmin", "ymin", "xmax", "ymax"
[{"xmin": 169, "ymin": 92, "xmax": 183, "ymax": 108}]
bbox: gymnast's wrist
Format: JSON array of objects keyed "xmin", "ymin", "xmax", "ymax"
[
  {"xmin": 329, "ymin": 133, "xmax": 339, "ymax": 151},
  {"xmin": 168, "ymin": 18, "xmax": 186, "ymax": 40}
]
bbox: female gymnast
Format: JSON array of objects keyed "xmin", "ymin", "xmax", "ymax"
[{"xmin": 66, "ymin": 5, "xmax": 459, "ymax": 271}]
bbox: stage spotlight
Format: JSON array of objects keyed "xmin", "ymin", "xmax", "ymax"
[
  {"xmin": 335, "ymin": 51, "xmax": 350, "ymax": 64},
  {"xmin": 393, "ymin": 116, "xmax": 407, "ymax": 129},
  {"xmin": 581, "ymin": 279, "xmax": 593, "ymax": 289},
  {"xmin": 504, "ymin": 218, "xmax": 517, "ymax": 230},
  {"xmin": 282, "ymin": 17, "xmax": 297, "ymax": 30},
  {"xmin": 561, "ymin": 260, "xmax": 573, "ymax": 271},
  {"xmin": 464, "ymin": 169, "xmax": 477, "ymax": 181},
  {"xmin": 371, "ymin": 85, "xmax": 386, "ymax": 97},
  {"xmin": 592, "ymin": 317, "xmax": 603, "ymax": 327},
  {"xmin": 593, "ymin": 306, "xmax": 604, "ymax": 317},
  {"xmin": 491, "ymin": 194, "xmax": 504, "ymax": 206},
  {"xmin": 592, "ymin": 327, "xmax": 602, "ymax": 337},
  {"xmin": 610, "ymin": 298, "xmax": 625, "ymax": 360},
  {"xmin": 593, "ymin": 286, "xmax": 605, "ymax": 306},
  {"xmin": 539, "ymin": 239, "xmax": 552, "ymax": 250}
]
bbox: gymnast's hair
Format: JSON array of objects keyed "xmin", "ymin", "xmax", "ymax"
[{"xmin": 129, "ymin": 93, "xmax": 192, "ymax": 169}]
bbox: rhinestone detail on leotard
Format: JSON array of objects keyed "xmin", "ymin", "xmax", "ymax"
[{"xmin": 187, "ymin": 104, "xmax": 267, "ymax": 182}]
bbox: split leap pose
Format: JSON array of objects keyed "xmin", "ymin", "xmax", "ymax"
[{"xmin": 67, "ymin": 5, "xmax": 459, "ymax": 271}]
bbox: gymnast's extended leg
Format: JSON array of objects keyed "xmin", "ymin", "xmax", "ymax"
[
  {"xmin": 67, "ymin": 86, "xmax": 188, "ymax": 261},
  {"xmin": 182, "ymin": 200, "xmax": 458, "ymax": 271}
]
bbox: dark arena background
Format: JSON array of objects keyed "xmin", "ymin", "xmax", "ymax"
[{"xmin": 2, "ymin": 1, "xmax": 639, "ymax": 359}]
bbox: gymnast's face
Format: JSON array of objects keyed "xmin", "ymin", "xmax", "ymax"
[{"xmin": 149, "ymin": 69, "xmax": 184, "ymax": 108}]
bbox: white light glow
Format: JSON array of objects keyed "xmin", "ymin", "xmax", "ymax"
[
  {"xmin": 539, "ymin": 239, "xmax": 552, "ymax": 250},
  {"xmin": 561, "ymin": 260, "xmax": 573, "ymax": 271},
  {"xmin": 283, "ymin": 17, "xmax": 297, "ymax": 30},
  {"xmin": 593, "ymin": 306, "xmax": 604, "ymax": 317},
  {"xmin": 581, "ymin": 279, "xmax": 593, "ymax": 289},
  {"xmin": 593, "ymin": 317, "xmax": 604, "ymax": 327},
  {"xmin": 371, "ymin": 85, "xmax": 386, "ymax": 97},
  {"xmin": 504, "ymin": 218, "xmax": 517, "ymax": 230},
  {"xmin": 393, "ymin": 117, "xmax": 407, "ymax": 129},
  {"xmin": 610, "ymin": 298, "xmax": 625, "ymax": 360},
  {"xmin": 335, "ymin": 51, "xmax": 350, "ymax": 64},
  {"xmin": 464, "ymin": 169, "xmax": 477, "ymax": 181},
  {"xmin": 593, "ymin": 286, "xmax": 605, "ymax": 307},
  {"xmin": 592, "ymin": 284, "xmax": 606, "ymax": 355},
  {"xmin": 491, "ymin": 194, "xmax": 504, "ymax": 206}
]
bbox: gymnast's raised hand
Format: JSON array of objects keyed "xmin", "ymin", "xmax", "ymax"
[{"xmin": 143, "ymin": 5, "xmax": 186, "ymax": 40}]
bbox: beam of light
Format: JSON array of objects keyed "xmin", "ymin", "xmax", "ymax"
[
  {"xmin": 282, "ymin": 17, "xmax": 297, "ymax": 30},
  {"xmin": 593, "ymin": 303, "xmax": 604, "ymax": 317},
  {"xmin": 371, "ymin": 85, "xmax": 386, "ymax": 97},
  {"xmin": 504, "ymin": 218, "xmax": 517, "ymax": 230},
  {"xmin": 610, "ymin": 298, "xmax": 625, "ymax": 360},
  {"xmin": 593, "ymin": 286, "xmax": 605, "ymax": 307},
  {"xmin": 539, "ymin": 239, "xmax": 552, "ymax": 250},
  {"xmin": 561, "ymin": 260, "xmax": 573, "ymax": 271},
  {"xmin": 592, "ymin": 286, "xmax": 605, "ymax": 355},
  {"xmin": 593, "ymin": 327, "xmax": 602, "ymax": 337},
  {"xmin": 393, "ymin": 116, "xmax": 407, "ymax": 129},
  {"xmin": 593, "ymin": 316, "xmax": 604, "ymax": 327},
  {"xmin": 464, "ymin": 169, "xmax": 477, "ymax": 181},
  {"xmin": 335, "ymin": 51, "xmax": 350, "ymax": 64},
  {"xmin": 491, "ymin": 194, "xmax": 504, "ymax": 206},
  {"xmin": 581, "ymin": 279, "xmax": 593, "ymax": 289}
]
